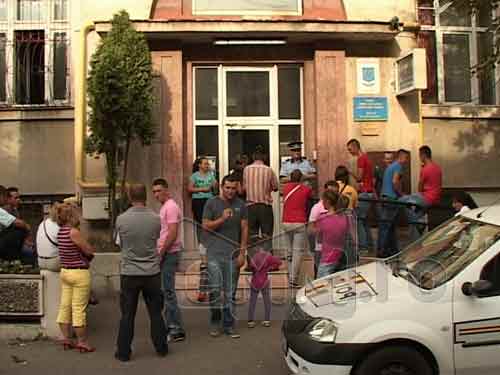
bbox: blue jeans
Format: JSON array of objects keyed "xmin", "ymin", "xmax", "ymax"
[
  {"xmin": 399, "ymin": 193, "xmax": 429, "ymax": 243},
  {"xmin": 317, "ymin": 262, "xmax": 339, "ymax": 278},
  {"xmin": 356, "ymin": 192, "xmax": 375, "ymax": 251},
  {"xmin": 207, "ymin": 257, "xmax": 239, "ymax": 331},
  {"xmin": 377, "ymin": 200, "xmax": 400, "ymax": 257},
  {"xmin": 161, "ymin": 252, "xmax": 184, "ymax": 335}
]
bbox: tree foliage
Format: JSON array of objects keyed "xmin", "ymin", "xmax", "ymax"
[{"xmin": 86, "ymin": 10, "xmax": 154, "ymax": 226}]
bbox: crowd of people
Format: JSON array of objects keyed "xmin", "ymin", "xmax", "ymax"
[{"xmin": 0, "ymin": 137, "xmax": 480, "ymax": 361}]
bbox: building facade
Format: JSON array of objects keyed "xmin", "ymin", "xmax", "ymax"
[{"xmin": 1, "ymin": 0, "xmax": 499, "ymax": 233}]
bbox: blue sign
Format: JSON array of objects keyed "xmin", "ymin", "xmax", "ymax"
[{"xmin": 353, "ymin": 97, "xmax": 388, "ymax": 122}]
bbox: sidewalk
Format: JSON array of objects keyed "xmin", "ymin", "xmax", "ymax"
[{"xmin": 1, "ymin": 290, "xmax": 292, "ymax": 375}]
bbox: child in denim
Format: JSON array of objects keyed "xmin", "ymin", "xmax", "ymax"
[{"xmin": 247, "ymin": 248, "xmax": 282, "ymax": 327}]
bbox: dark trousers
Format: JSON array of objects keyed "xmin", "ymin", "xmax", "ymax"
[
  {"xmin": 116, "ymin": 274, "xmax": 168, "ymax": 359},
  {"xmin": 248, "ymin": 204, "xmax": 274, "ymax": 253},
  {"xmin": 377, "ymin": 201, "xmax": 400, "ymax": 257},
  {"xmin": 192, "ymin": 198, "xmax": 208, "ymax": 242},
  {"xmin": 0, "ymin": 227, "xmax": 28, "ymax": 261}
]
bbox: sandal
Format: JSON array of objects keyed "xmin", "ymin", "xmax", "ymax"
[
  {"xmin": 58, "ymin": 339, "xmax": 75, "ymax": 351},
  {"xmin": 75, "ymin": 342, "xmax": 96, "ymax": 353}
]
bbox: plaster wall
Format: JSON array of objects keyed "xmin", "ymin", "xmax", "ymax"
[{"xmin": 0, "ymin": 119, "xmax": 75, "ymax": 194}]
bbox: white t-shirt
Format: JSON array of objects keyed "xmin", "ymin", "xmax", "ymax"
[
  {"xmin": 0, "ymin": 207, "xmax": 16, "ymax": 232},
  {"xmin": 308, "ymin": 201, "xmax": 329, "ymax": 252},
  {"xmin": 36, "ymin": 218, "xmax": 60, "ymax": 258}
]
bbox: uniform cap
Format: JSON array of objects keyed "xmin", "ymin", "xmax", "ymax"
[{"xmin": 287, "ymin": 141, "xmax": 303, "ymax": 150}]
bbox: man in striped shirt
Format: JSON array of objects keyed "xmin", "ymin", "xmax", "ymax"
[{"xmin": 243, "ymin": 146, "xmax": 279, "ymax": 252}]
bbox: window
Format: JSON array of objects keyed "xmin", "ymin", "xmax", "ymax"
[
  {"xmin": 53, "ymin": 32, "xmax": 67, "ymax": 100},
  {"xmin": 418, "ymin": 0, "xmax": 496, "ymax": 104},
  {"xmin": 53, "ymin": 0, "xmax": 67, "ymax": 20},
  {"xmin": 0, "ymin": 0, "xmax": 70, "ymax": 105},
  {"xmin": 192, "ymin": 0, "xmax": 302, "ymax": 15},
  {"xmin": 17, "ymin": 0, "xmax": 45, "ymax": 21},
  {"xmin": 15, "ymin": 30, "xmax": 45, "ymax": 104},
  {"xmin": 0, "ymin": 0, "xmax": 7, "ymax": 21}
]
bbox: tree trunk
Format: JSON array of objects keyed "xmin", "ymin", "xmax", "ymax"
[{"xmin": 120, "ymin": 135, "xmax": 131, "ymax": 211}]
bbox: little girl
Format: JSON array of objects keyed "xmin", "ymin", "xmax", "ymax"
[
  {"xmin": 247, "ymin": 247, "xmax": 282, "ymax": 328},
  {"xmin": 452, "ymin": 191, "xmax": 478, "ymax": 216}
]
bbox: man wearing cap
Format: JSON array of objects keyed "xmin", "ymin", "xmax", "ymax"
[{"xmin": 279, "ymin": 141, "xmax": 316, "ymax": 181}]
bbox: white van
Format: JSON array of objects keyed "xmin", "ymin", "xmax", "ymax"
[{"xmin": 282, "ymin": 206, "xmax": 500, "ymax": 375}]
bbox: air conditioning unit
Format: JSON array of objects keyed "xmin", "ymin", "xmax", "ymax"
[{"xmin": 82, "ymin": 195, "xmax": 109, "ymax": 220}]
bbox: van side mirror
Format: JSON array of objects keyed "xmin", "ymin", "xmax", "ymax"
[{"xmin": 462, "ymin": 280, "xmax": 493, "ymax": 297}]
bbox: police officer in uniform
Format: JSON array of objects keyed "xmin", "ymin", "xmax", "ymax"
[{"xmin": 279, "ymin": 141, "xmax": 316, "ymax": 182}]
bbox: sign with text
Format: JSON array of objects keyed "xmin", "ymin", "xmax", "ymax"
[
  {"xmin": 395, "ymin": 49, "xmax": 427, "ymax": 96},
  {"xmin": 353, "ymin": 97, "xmax": 388, "ymax": 122}
]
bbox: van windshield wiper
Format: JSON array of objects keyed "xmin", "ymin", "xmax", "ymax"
[{"xmin": 391, "ymin": 261, "xmax": 421, "ymax": 287}]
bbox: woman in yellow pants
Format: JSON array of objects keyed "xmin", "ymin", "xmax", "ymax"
[{"xmin": 55, "ymin": 204, "xmax": 95, "ymax": 352}]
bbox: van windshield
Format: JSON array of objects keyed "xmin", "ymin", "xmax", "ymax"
[{"xmin": 391, "ymin": 216, "xmax": 500, "ymax": 290}]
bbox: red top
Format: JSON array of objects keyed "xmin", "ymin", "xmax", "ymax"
[
  {"xmin": 420, "ymin": 162, "xmax": 442, "ymax": 205},
  {"xmin": 357, "ymin": 153, "xmax": 374, "ymax": 193},
  {"xmin": 282, "ymin": 183, "xmax": 312, "ymax": 223},
  {"xmin": 58, "ymin": 226, "xmax": 89, "ymax": 269}
]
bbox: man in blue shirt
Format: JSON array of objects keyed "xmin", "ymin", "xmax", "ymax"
[
  {"xmin": 377, "ymin": 149, "xmax": 409, "ymax": 257},
  {"xmin": 279, "ymin": 141, "xmax": 316, "ymax": 182}
]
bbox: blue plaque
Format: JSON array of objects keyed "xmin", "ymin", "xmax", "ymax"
[{"xmin": 353, "ymin": 97, "xmax": 388, "ymax": 122}]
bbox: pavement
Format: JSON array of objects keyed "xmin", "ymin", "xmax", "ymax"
[{"xmin": 0, "ymin": 291, "xmax": 293, "ymax": 375}]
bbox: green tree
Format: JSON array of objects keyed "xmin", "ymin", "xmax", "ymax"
[{"xmin": 86, "ymin": 10, "xmax": 155, "ymax": 229}]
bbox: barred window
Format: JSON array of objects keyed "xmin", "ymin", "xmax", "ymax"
[{"xmin": 17, "ymin": 0, "xmax": 45, "ymax": 22}]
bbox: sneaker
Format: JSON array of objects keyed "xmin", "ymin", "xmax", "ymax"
[
  {"xmin": 168, "ymin": 332, "xmax": 186, "ymax": 342},
  {"xmin": 224, "ymin": 328, "xmax": 241, "ymax": 339},
  {"xmin": 197, "ymin": 292, "xmax": 208, "ymax": 303},
  {"xmin": 261, "ymin": 321, "xmax": 271, "ymax": 327},
  {"xmin": 247, "ymin": 321, "xmax": 256, "ymax": 328},
  {"xmin": 209, "ymin": 329, "xmax": 221, "ymax": 338}
]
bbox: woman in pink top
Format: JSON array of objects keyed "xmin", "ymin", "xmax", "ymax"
[
  {"xmin": 282, "ymin": 169, "xmax": 312, "ymax": 287},
  {"xmin": 310, "ymin": 191, "xmax": 349, "ymax": 278},
  {"xmin": 247, "ymin": 245, "xmax": 282, "ymax": 328}
]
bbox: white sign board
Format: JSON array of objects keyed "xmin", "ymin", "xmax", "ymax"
[
  {"xmin": 395, "ymin": 49, "xmax": 427, "ymax": 96},
  {"xmin": 357, "ymin": 59, "xmax": 380, "ymax": 94}
]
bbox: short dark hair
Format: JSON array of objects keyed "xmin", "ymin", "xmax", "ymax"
[
  {"xmin": 221, "ymin": 174, "xmax": 239, "ymax": 186},
  {"xmin": 419, "ymin": 145, "xmax": 432, "ymax": 159},
  {"xmin": 452, "ymin": 191, "xmax": 478, "ymax": 209},
  {"xmin": 0, "ymin": 185, "xmax": 6, "ymax": 199},
  {"xmin": 347, "ymin": 139, "xmax": 361, "ymax": 149},
  {"xmin": 324, "ymin": 180, "xmax": 339, "ymax": 190},
  {"xmin": 253, "ymin": 145, "xmax": 265, "ymax": 161},
  {"xmin": 334, "ymin": 165, "xmax": 349, "ymax": 184},
  {"xmin": 152, "ymin": 178, "xmax": 168, "ymax": 188},
  {"xmin": 396, "ymin": 149, "xmax": 410, "ymax": 158},
  {"xmin": 128, "ymin": 184, "xmax": 147, "ymax": 203},
  {"xmin": 290, "ymin": 169, "xmax": 303, "ymax": 183},
  {"xmin": 7, "ymin": 187, "xmax": 18, "ymax": 194}
]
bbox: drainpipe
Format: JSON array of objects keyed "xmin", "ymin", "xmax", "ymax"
[{"xmin": 75, "ymin": 21, "xmax": 106, "ymax": 192}]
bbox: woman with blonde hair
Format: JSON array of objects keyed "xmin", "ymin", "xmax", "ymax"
[{"xmin": 56, "ymin": 204, "xmax": 95, "ymax": 352}]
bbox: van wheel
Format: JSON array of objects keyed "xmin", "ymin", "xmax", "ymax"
[{"xmin": 355, "ymin": 346, "xmax": 433, "ymax": 375}]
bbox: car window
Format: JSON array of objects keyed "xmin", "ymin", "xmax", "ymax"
[
  {"xmin": 393, "ymin": 217, "xmax": 500, "ymax": 290},
  {"xmin": 479, "ymin": 252, "xmax": 500, "ymax": 297}
]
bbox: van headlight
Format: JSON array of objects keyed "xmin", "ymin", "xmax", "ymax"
[{"xmin": 307, "ymin": 319, "xmax": 338, "ymax": 343}]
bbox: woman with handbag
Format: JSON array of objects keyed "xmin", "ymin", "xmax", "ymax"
[
  {"xmin": 282, "ymin": 169, "xmax": 312, "ymax": 288},
  {"xmin": 55, "ymin": 203, "xmax": 96, "ymax": 353}
]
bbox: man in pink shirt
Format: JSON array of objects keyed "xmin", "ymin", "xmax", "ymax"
[
  {"xmin": 399, "ymin": 145, "xmax": 442, "ymax": 242},
  {"xmin": 152, "ymin": 178, "xmax": 185, "ymax": 342}
]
